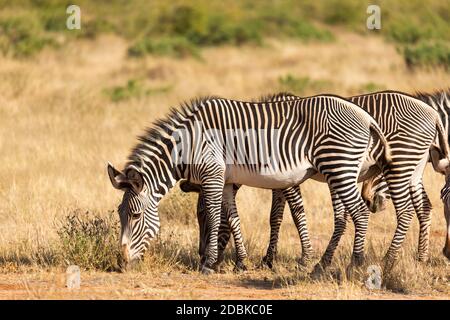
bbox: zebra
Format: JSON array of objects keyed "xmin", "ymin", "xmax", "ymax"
[
  {"xmin": 182, "ymin": 91, "xmax": 450, "ymax": 273},
  {"xmin": 363, "ymin": 89, "xmax": 450, "ymax": 262},
  {"xmin": 107, "ymin": 94, "xmax": 390, "ymax": 274}
]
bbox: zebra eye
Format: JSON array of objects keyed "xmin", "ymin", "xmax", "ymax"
[{"xmin": 131, "ymin": 212, "xmax": 142, "ymax": 220}]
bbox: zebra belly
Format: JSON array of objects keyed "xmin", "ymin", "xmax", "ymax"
[{"xmin": 225, "ymin": 163, "xmax": 317, "ymax": 189}]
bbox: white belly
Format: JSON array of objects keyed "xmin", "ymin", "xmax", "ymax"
[{"xmin": 225, "ymin": 162, "xmax": 316, "ymax": 189}]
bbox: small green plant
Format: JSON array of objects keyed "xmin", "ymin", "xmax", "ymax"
[
  {"xmin": 56, "ymin": 210, "xmax": 120, "ymax": 271},
  {"xmin": 105, "ymin": 79, "xmax": 173, "ymax": 102},
  {"xmin": 359, "ymin": 82, "xmax": 386, "ymax": 93},
  {"xmin": 0, "ymin": 15, "xmax": 54, "ymax": 57},
  {"xmin": 105, "ymin": 79, "xmax": 142, "ymax": 102}
]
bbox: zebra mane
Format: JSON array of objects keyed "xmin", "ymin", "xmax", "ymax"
[
  {"xmin": 415, "ymin": 88, "xmax": 450, "ymax": 106},
  {"xmin": 127, "ymin": 95, "xmax": 222, "ymax": 166},
  {"xmin": 255, "ymin": 92, "xmax": 297, "ymax": 102}
]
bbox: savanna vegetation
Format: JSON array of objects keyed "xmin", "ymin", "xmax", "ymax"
[
  {"xmin": 0, "ymin": 0, "xmax": 448, "ymax": 299},
  {"xmin": 0, "ymin": 0, "xmax": 449, "ymax": 68}
]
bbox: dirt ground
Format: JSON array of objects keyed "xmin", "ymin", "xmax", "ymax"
[{"xmin": 0, "ymin": 268, "xmax": 448, "ymax": 300}]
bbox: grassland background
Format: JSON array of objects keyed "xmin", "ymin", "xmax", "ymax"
[{"xmin": 0, "ymin": 0, "xmax": 449, "ymax": 299}]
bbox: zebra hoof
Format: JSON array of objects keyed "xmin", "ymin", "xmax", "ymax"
[
  {"xmin": 298, "ymin": 254, "xmax": 313, "ymax": 268},
  {"xmin": 234, "ymin": 261, "xmax": 247, "ymax": 272},
  {"xmin": 310, "ymin": 263, "xmax": 326, "ymax": 280},
  {"xmin": 200, "ymin": 265, "xmax": 215, "ymax": 275},
  {"xmin": 417, "ymin": 255, "xmax": 429, "ymax": 264},
  {"xmin": 260, "ymin": 256, "xmax": 273, "ymax": 269}
]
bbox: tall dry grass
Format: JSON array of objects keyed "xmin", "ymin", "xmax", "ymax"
[{"xmin": 0, "ymin": 32, "xmax": 449, "ymax": 297}]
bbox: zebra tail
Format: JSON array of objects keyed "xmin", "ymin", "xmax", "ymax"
[{"xmin": 369, "ymin": 121, "xmax": 392, "ymax": 164}]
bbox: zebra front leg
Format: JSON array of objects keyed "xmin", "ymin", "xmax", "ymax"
[
  {"xmin": 216, "ymin": 221, "xmax": 231, "ymax": 268},
  {"xmin": 201, "ymin": 177, "xmax": 225, "ymax": 274},
  {"xmin": 222, "ymin": 184, "xmax": 248, "ymax": 271},
  {"xmin": 262, "ymin": 189, "xmax": 286, "ymax": 269},
  {"xmin": 284, "ymin": 186, "xmax": 313, "ymax": 267},
  {"xmin": 411, "ymin": 181, "xmax": 432, "ymax": 262}
]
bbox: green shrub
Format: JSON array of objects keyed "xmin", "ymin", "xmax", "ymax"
[
  {"xmin": 322, "ymin": 0, "xmax": 364, "ymax": 26},
  {"xmin": 387, "ymin": 21, "xmax": 431, "ymax": 44},
  {"xmin": 403, "ymin": 41, "xmax": 450, "ymax": 69},
  {"xmin": 105, "ymin": 79, "xmax": 143, "ymax": 102},
  {"xmin": 0, "ymin": 15, "xmax": 53, "ymax": 57},
  {"xmin": 128, "ymin": 36, "xmax": 200, "ymax": 58},
  {"xmin": 56, "ymin": 210, "xmax": 120, "ymax": 271},
  {"xmin": 156, "ymin": 5, "xmax": 262, "ymax": 46}
]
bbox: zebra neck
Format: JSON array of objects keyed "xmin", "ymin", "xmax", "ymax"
[{"xmin": 128, "ymin": 146, "xmax": 177, "ymax": 199}]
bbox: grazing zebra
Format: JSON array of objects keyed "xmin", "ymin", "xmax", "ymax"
[
  {"xmin": 364, "ymin": 89, "xmax": 450, "ymax": 262},
  {"xmin": 184, "ymin": 91, "xmax": 450, "ymax": 272},
  {"xmin": 107, "ymin": 94, "xmax": 390, "ymax": 274}
]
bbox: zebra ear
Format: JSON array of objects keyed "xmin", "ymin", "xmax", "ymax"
[
  {"xmin": 179, "ymin": 180, "xmax": 201, "ymax": 193},
  {"xmin": 125, "ymin": 168, "xmax": 144, "ymax": 194},
  {"xmin": 107, "ymin": 162, "xmax": 131, "ymax": 190}
]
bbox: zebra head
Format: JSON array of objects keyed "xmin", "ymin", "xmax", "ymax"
[{"xmin": 107, "ymin": 162, "xmax": 160, "ymax": 266}]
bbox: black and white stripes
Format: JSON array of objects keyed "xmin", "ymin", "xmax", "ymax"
[
  {"xmin": 186, "ymin": 90, "xmax": 450, "ymax": 273},
  {"xmin": 108, "ymin": 94, "xmax": 389, "ymax": 273}
]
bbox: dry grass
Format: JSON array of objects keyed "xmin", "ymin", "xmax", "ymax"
[{"xmin": 0, "ymin": 32, "xmax": 449, "ymax": 299}]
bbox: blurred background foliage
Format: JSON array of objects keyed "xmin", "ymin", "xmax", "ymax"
[{"xmin": 0, "ymin": 0, "xmax": 448, "ymax": 69}]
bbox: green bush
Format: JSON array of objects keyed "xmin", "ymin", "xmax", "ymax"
[
  {"xmin": 403, "ymin": 41, "xmax": 450, "ymax": 69},
  {"xmin": 0, "ymin": 15, "xmax": 53, "ymax": 57},
  {"xmin": 56, "ymin": 210, "xmax": 120, "ymax": 271},
  {"xmin": 156, "ymin": 5, "xmax": 262, "ymax": 46},
  {"xmin": 322, "ymin": 0, "xmax": 364, "ymax": 26},
  {"xmin": 388, "ymin": 21, "xmax": 431, "ymax": 44}
]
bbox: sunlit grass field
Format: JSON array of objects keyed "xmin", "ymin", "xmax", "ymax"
[
  {"xmin": 0, "ymin": 0, "xmax": 449, "ymax": 299},
  {"xmin": 0, "ymin": 31, "xmax": 448, "ymax": 299}
]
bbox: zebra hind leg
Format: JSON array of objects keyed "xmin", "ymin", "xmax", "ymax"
[
  {"xmin": 383, "ymin": 194, "xmax": 415, "ymax": 273},
  {"xmin": 312, "ymin": 189, "xmax": 347, "ymax": 277},
  {"xmin": 261, "ymin": 190, "xmax": 286, "ymax": 269},
  {"xmin": 283, "ymin": 186, "xmax": 313, "ymax": 267},
  {"xmin": 411, "ymin": 181, "xmax": 432, "ymax": 263}
]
